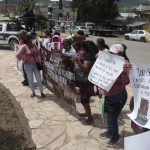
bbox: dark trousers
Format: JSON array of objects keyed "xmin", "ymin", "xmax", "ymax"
[
  {"xmin": 105, "ymin": 89, "xmax": 127, "ymax": 140},
  {"xmin": 23, "ymin": 64, "xmax": 28, "ymax": 83}
]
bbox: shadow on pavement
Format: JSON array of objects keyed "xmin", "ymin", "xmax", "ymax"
[
  {"xmin": 36, "ymin": 92, "xmax": 102, "ymax": 128},
  {"xmin": 0, "ymin": 45, "xmax": 11, "ymax": 51}
]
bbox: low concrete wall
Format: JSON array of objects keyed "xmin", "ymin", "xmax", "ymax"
[{"xmin": 0, "ymin": 83, "xmax": 36, "ymax": 150}]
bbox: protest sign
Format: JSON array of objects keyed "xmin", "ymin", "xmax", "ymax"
[
  {"xmin": 41, "ymin": 47, "xmax": 77, "ymax": 108},
  {"xmin": 88, "ymin": 51, "xmax": 125, "ymax": 92},
  {"xmin": 128, "ymin": 64, "xmax": 150, "ymax": 129},
  {"xmin": 15, "ymin": 44, "xmax": 23, "ymax": 73},
  {"xmin": 124, "ymin": 130, "xmax": 150, "ymax": 150}
]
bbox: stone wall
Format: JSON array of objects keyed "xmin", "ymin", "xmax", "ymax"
[{"xmin": 0, "ymin": 83, "xmax": 36, "ymax": 150}]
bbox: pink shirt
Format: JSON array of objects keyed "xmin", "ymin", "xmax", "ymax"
[{"xmin": 16, "ymin": 44, "xmax": 40, "ymax": 64}]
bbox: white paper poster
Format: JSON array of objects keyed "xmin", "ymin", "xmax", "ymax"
[
  {"xmin": 88, "ymin": 51, "xmax": 125, "ymax": 92},
  {"xmin": 125, "ymin": 131, "xmax": 150, "ymax": 150},
  {"xmin": 15, "ymin": 44, "xmax": 23, "ymax": 73},
  {"xmin": 128, "ymin": 64, "xmax": 150, "ymax": 129}
]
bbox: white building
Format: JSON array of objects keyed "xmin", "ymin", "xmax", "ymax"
[{"xmin": 120, "ymin": 13, "xmax": 137, "ymax": 18}]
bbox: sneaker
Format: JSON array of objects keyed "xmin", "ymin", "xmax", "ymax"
[
  {"xmin": 23, "ymin": 82, "xmax": 29, "ymax": 86},
  {"xmin": 100, "ymin": 131, "xmax": 112, "ymax": 139},
  {"xmin": 30, "ymin": 93, "xmax": 35, "ymax": 98},
  {"xmin": 107, "ymin": 138, "xmax": 119, "ymax": 148},
  {"xmin": 41, "ymin": 93, "xmax": 46, "ymax": 98},
  {"xmin": 21, "ymin": 80, "xmax": 26, "ymax": 84}
]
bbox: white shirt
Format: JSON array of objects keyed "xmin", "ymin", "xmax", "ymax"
[
  {"xmin": 62, "ymin": 47, "xmax": 76, "ymax": 56},
  {"xmin": 42, "ymin": 38, "xmax": 50, "ymax": 49}
]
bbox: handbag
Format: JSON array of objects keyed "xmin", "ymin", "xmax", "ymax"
[
  {"xmin": 99, "ymin": 96, "xmax": 107, "ymax": 122},
  {"xmin": 29, "ymin": 47, "xmax": 43, "ymax": 70},
  {"xmin": 36, "ymin": 62, "xmax": 43, "ymax": 70}
]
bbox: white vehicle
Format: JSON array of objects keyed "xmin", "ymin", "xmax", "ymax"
[
  {"xmin": 125, "ymin": 30, "xmax": 150, "ymax": 42},
  {"xmin": 85, "ymin": 22, "xmax": 95, "ymax": 29},
  {"xmin": 70, "ymin": 26, "xmax": 90, "ymax": 37},
  {"xmin": 0, "ymin": 21, "xmax": 24, "ymax": 50},
  {"xmin": 53, "ymin": 25, "xmax": 61, "ymax": 32}
]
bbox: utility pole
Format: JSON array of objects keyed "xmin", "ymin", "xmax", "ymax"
[
  {"xmin": 19, "ymin": 0, "xmax": 21, "ymax": 16},
  {"xmin": 59, "ymin": 0, "xmax": 63, "ymax": 9},
  {"xmin": 5, "ymin": 0, "xmax": 8, "ymax": 13},
  {"xmin": 58, "ymin": 0, "xmax": 63, "ymax": 20}
]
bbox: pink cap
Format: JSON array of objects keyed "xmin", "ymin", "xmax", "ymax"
[{"xmin": 109, "ymin": 44, "xmax": 124, "ymax": 54}]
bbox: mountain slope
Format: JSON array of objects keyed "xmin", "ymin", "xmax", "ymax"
[{"xmin": 119, "ymin": 0, "xmax": 149, "ymax": 5}]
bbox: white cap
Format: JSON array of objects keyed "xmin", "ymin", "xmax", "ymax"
[{"xmin": 109, "ymin": 44, "xmax": 124, "ymax": 54}]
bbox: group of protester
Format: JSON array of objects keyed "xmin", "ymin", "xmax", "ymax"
[{"xmin": 16, "ymin": 29, "xmax": 147, "ymax": 148}]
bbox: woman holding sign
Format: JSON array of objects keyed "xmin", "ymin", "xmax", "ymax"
[
  {"xmin": 75, "ymin": 40, "xmax": 98, "ymax": 125},
  {"xmin": 99, "ymin": 43, "xmax": 130, "ymax": 147}
]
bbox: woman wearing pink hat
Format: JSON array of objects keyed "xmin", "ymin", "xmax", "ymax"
[{"xmin": 99, "ymin": 43, "xmax": 131, "ymax": 147}]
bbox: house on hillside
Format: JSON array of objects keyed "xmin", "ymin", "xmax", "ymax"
[
  {"xmin": 136, "ymin": 3, "xmax": 150, "ymax": 21},
  {"xmin": 111, "ymin": 13, "xmax": 138, "ymax": 33}
]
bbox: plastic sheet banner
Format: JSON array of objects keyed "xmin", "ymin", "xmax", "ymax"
[
  {"xmin": 128, "ymin": 64, "xmax": 150, "ymax": 129},
  {"xmin": 41, "ymin": 47, "xmax": 77, "ymax": 108}
]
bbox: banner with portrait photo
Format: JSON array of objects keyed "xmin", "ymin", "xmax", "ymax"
[
  {"xmin": 41, "ymin": 47, "xmax": 77, "ymax": 108},
  {"xmin": 128, "ymin": 64, "xmax": 150, "ymax": 129},
  {"xmin": 88, "ymin": 51, "xmax": 125, "ymax": 92}
]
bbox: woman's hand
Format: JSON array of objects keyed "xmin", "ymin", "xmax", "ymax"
[{"xmin": 123, "ymin": 62, "xmax": 132, "ymax": 74}]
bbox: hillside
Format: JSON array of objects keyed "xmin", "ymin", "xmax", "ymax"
[
  {"xmin": 119, "ymin": 0, "xmax": 149, "ymax": 5},
  {"xmin": 119, "ymin": 0, "xmax": 150, "ymax": 11}
]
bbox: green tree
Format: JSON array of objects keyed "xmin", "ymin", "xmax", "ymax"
[
  {"xmin": 35, "ymin": 13, "xmax": 48, "ymax": 30},
  {"xmin": 21, "ymin": 0, "xmax": 34, "ymax": 11},
  {"xmin": 72, "ymin": 0, "xmax": 120, "ymax": 24}
]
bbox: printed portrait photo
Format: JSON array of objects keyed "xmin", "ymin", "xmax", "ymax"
[{"xmin": 135, "ymin": 98, "xmax": 149, "ymax": 126}]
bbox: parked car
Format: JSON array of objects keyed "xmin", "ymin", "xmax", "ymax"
[
  {"xmin": 125, "ymin": 30, "xmax": 150, "ymax": 42},
  {"xmin": 69, "ymin": 26, "xmax": 90, "ymax": 37},
  {"xmin": 53, "ymin": 25, "xmax": 61, "ymax": 32},
  {"xmin": 0, "ymin": 21, "xmax": 24, "ymax": 50},
  {"xmin": 84, "ymin": 22, "xmax": 95, "ymax": 29}
]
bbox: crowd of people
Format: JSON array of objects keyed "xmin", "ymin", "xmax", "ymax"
[{"xmin": 16, "ymin": 29, "xmax": 147, "ymax": 148}]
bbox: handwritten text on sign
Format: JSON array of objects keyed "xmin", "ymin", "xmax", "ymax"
[
  {"xmin": 128, "ymin": 64, "xmax": 150, "ymax": 129},
  {"xmin": 88, "ymin": 51, "xmax": 125, "ymax": 92}
]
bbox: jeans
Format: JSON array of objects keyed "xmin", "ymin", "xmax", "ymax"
[
  {"xmin": 24, "ymin": 64, "xmax": 43, "ymax": 94},
  {"xmin": 23, "ymin": 63, "xmax": 28, "ymax": 83},
  {"xmin": 105, "ymin": 89, "xmax": 127, "ymax": 140}
]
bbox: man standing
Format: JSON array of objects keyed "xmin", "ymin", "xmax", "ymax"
[{"xmin": 20, "ymin": 8, "xmax": 30, "ymax": 31}]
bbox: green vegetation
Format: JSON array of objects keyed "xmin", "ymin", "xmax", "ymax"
[{"xmin": 71, "ymin": 0, "xmax": 120, "ymax": 24}]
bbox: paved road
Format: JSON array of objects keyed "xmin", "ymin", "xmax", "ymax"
[
  {"xmin": 0, "ymin": 35, "xmax": 149, "ymax": 64},
  {"xmin": 87, "ymin": 35, "xmax": 150, "ymax": 64}
]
